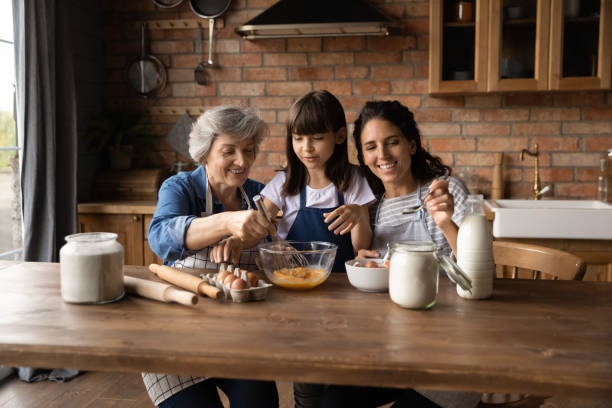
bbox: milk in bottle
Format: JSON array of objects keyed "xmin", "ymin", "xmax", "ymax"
[{"xmin": 456, "ymin": 194, "xmax": 493, "ymax": 299}]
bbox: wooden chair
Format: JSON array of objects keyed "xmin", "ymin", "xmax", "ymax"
[
  {"xmin": 492, "ymin": 240, "xmax": 586, "ymax": 281},
  {"xmin": 480, "ymin": 241, "xmax": 586, "ymax": 406}
]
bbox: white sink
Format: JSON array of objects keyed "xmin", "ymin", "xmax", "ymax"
[{"xmin": 484, "ymin": 199, "xmax": 612, "ymax": 239}]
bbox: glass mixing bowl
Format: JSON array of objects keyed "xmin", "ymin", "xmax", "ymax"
[{"xmin": 258, "ymin": 241, "xmax": 337, "ymax": 290}]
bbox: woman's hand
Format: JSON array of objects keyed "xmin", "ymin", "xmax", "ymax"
[
  {"xmin": 224, "ymin": 209, "xmax": 276, "ymax": 242},
  {"xmin": 424, "ymin": 179, "xmax": 455, "ymax": 228},
  {"xmin": 323, "ymin": 204, "xmax": 369, "ymax": 235},
  {"xmin": 356, "ymin": 249, "xmax": 380, "ymax": 259},
  {"xmin": 424, "ymin": 179, "xmax": 460, "ymax": 256},
  {"xmin": 210, "ymin": 236, "xmax": 243, "ymax": 264}
]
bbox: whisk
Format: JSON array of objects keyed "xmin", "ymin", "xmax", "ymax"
[{"xmin": 253, "ymin": 195, "xmax": 309, "ymax": 270}]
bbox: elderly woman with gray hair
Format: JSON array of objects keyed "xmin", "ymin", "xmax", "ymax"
[{"xmin": 145, "ymin": 105, "xmax": 278, "ymax": 408}]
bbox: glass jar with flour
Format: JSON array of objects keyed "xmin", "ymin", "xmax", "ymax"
[
  {"xmin": 388, "ymin": 241, "xmax": 471, "ymax": 309},
  {"xmin": 60, "ymin": 232, "xmax": 124, "ymax": 304}
]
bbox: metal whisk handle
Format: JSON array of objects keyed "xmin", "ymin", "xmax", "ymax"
[{"xmin": 253, "ymin": 195, "xmax": 273, "ymax": 223}]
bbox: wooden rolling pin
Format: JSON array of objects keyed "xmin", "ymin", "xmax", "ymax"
[
  {"xmin": 124, "ymin": 276, "xmax": 198, "ymax": 306},
  {"xmin": 149, "ymin": 264, "xmax": 222, "ymax": 299}
]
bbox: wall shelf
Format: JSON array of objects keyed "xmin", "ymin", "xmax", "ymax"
[{"xmin": 128, "ymin": 18, "xmax": 224, "ymax": 30}]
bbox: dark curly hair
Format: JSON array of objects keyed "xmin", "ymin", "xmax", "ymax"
[
  {"xmin": 353, "ymin": 100, "xmax": 451, "ymax": 196},
  {"xmin": 282, "ymin": 90, "xmax": 354, "ymax": 196}
]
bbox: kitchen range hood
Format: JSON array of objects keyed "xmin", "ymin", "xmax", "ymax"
[{"xmin": 235, "ymin": 0, "xmax": 396, "ymax": 40}]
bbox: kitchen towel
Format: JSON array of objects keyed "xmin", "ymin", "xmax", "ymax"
[{"xmin": 17, "ymin": 367, "xmax": 79, "ymax": 383}]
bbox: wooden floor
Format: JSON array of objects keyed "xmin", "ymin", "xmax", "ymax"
[{"xmin": 1, "ymin": 371, "xmax": 609, "ymax": 408}]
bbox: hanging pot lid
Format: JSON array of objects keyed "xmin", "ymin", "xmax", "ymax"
[
  {"xmin": 189, "ymin": 0, "xmax": 232, "ymax": 18},
  {"xmin": 152, "ymin": 0, "xmax": 184, "ymax": 8},
  {"xmin": 235, "ymin": 0, "xmax": 396, "ymax": 40}
]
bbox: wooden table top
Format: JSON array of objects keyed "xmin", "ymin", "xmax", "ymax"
[{"xmin": 1, "ymin": 261, "xmax": 611, "ymax": 398}]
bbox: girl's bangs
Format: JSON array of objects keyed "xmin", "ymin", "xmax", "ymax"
[{"xmin": 290, "ymin": 103, "xmax": 331, "ymax": 135}]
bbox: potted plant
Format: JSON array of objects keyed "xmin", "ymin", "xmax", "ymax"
[{"xmin": 87, "ymin": 110, "xmax": 154, "ymax": 170}]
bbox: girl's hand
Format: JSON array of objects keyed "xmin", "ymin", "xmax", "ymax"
[
  {"xmin": 425, "ymin": 179, "xmax": 454, "ymax": 228},
  {"xmin": 323, "ymin": 204, "xmax": 368, "ymax": 235},
  {"xmin": 224, "ymin": 209, "xmax": 276, "ymax": 242},
  {"xmin": 356, "ymin": 249, "xmax": 380, "ymax": 259},
  {"xmin": 210, "ymin": 236, "xmax": 243, "ymax": 264}
]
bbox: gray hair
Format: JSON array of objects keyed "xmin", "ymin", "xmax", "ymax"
[{"xmin": 189, "ymin": 105, "xmax": 269, "ymax": 163}]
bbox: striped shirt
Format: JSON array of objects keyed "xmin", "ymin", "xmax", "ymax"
[{"xmin": 369, "ymin": 177, "xmax": 469, "ymax": 257}]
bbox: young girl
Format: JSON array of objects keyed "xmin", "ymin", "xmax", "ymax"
[
  {"xmin": 260, "ymin": 90, "xmax": 375, "ymax": 273},
  {"xmin": 260, "ymin": 89, "xmax": 375, "ymax": 408}
]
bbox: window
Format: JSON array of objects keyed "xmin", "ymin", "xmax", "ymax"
[{"xmin": 0, "ymin": 1, "xmax": 21, "ymax": 260}]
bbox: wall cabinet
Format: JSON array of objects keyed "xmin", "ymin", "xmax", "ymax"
[
  {"xmin": 429, "ymin": 0, "xmax": 612, "ymax": 94},
  {"xmin": 78, "ymin": 202, "xmax": 162, "ymax": 266}
]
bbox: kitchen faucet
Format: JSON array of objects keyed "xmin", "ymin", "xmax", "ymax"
[{"xmin": 520, "ymin": 144, "xmax": 549, "ymax": 200}]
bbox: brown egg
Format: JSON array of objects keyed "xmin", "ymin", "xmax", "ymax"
[
  {"xmin": 223, "ymin": 274, "xmax": 237, "ymax": 287},
  {"xmin": 383, "ymin": 260, "xmax": 390, "ymax": 268},
  {"xmin": 364, "ymin": 261, "xmax": 379, "ymax": 268},
  {"xmin": 231, "ymin": 278, "xmax": 248, "ymax": 290},
  {"xmin": 247, "ymin": 272, "xmax": 259, "ymax": 287},
  {"xmin": 353, "ymin": 261, "xmax": 361, "ymax": 267},
  {"xmin": 217, "ymin": 270, "xmax": 229, "ymax": 283}
]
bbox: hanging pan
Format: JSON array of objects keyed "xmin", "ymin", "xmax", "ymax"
[
  {"xmin": 127, "ymin": 23, "xmax": 167, "ymax": 98},
  {"xmin": 152, "ymin": 0, "xmax": 184, "ymax": 7},
  {"xmin": 189, "ymin": 0, "xmax": 232, "ymax": 65}
]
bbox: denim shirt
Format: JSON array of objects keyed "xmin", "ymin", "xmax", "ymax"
[{"xmin": 148, "ymin": 166, "xmax": 265, "ymax": 265}]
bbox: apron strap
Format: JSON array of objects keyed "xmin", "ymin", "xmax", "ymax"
[
  {"xmin": 374, "ymin": 182, "xmax": 423, "ymax": 224},
  {"xmin": 204, "ymin": 172, "xmax": 252, "ymax": 216},
  {"xmin": 416, "ymin": 182, "xmax": 425, "ymax": 221},
  {"xmin": 374, "ymin": 192, "xmax": 385, "ymax": 224},
  {"xmin": 238, "ymin": 186, "xmax": 252, "ymax": 210},
  {"xmin": 205, "ymin": 173, "xmax": 213, "ymax": 216},
  {"xmin": 299, "ymin": 186, "xmax": 308, "ymax": 209}
]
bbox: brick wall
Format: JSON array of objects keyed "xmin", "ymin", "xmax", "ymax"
[{"xmin": 102, "ymin": 0, "xmax": 612, "ymax": 199}]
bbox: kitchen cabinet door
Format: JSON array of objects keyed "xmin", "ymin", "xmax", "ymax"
[
  {"xmin": 429, "ymin": 0, "xmax": 490, "ymax": 94},
  {"xmin": 488, "ymin": 0, "xmax": 552, "ymax": 92},
  {"xmin": 78, "ymin": 214, "xmax": 144, "ymax": 266},
  {"xmin": 549, "ymin": 0, "xmax": 612, "ymax": 90}
]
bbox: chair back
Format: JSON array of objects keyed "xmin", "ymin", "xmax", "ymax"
[{"xmin": 493, "ymin": 241, "xmax": 586, "ymax": 281}]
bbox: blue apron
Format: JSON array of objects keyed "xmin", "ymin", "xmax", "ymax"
[{"xmin": 286, "ymin": 186, "xmax": 354, "ymax": 273}]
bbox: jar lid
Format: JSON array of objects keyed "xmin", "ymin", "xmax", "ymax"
[
  {"xmin": 65, "ymin": 232, "xmax": 118, "ymax": 243},
  {"xmin": 438, "ymin": 255, "xmax": 472, "ymax": 293},
  {"xmin": 390, "ymin": 241, "xmax": 436, "ymax": 252}
]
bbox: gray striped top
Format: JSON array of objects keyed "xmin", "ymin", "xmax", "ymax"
[{"xmin": 369, "ymin": 177, "xmax": 470, "ymax": 257}]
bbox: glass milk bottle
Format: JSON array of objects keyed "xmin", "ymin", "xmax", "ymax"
[{"xmin": 456, "ymin": 195, "xmax": 493, "ymax": 299}]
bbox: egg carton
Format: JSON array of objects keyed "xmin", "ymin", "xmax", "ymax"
[{"xmin": 200, "ymin": 264, "xmax": 272, "ymax": 303}]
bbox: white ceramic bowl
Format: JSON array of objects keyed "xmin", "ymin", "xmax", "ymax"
[{"xmin": 345, "ymin": 259, "xmax": 389, "ymax": 292}]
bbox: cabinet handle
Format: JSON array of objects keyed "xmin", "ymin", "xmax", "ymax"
[{"xmin": 133, "ymin": 216, "xmax": 140, "ymax": 222}]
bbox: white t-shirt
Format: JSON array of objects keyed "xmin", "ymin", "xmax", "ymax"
[{"xmin": 261, "ymin": 169, "xmax": 376, "ymax": 239}]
